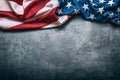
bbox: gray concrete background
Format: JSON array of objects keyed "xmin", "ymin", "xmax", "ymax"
[{"xmin": 0, "ymin": 16, "xmax": 120, "ymax": 80}]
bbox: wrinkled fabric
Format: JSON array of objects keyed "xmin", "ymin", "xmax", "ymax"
[
  {"xmin": 57, "ymin": 0, "xmax": 120, "ymax": 25},
  {"xmin": 0, "ymin": 0, "xmax": 120, "ymax": 31},
  {"xmin": 0, "ymin": 0, "xmax": 70, "ymax": 30}
]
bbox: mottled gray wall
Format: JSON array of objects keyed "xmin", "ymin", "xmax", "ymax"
[{"xmin": 0, "ymin": 16, "xmax": 120, "ymax": 80}]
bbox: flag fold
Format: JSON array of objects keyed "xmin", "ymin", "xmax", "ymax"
[{"xmin": 0, "ymin": 0, "xmax": 120, "ymax": 30}]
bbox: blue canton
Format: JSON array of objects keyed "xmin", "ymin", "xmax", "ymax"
[{"xmin": 57, "ymin": 0, "xmax": 120, "ymax": 25}]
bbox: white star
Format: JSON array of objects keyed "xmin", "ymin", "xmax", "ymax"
[
  {"xmin": 117, "ymin": 8, "xmax": 120, "ymax": 13},
  {"xmin": 82, "ymin": 4, "xmax": 89, "ymax": 11},
  {"xmin": 90, "ymin": 0, "xmax": 93, "ymax": 2},
  {"xmin": 97, "ymin": 7, "xmax": 104, "ymax": 14},
  {"xmin": 117, "ymin": 20, "xmax": 120, "ymax": 25},
  {"xmin": 92, "ymin": 3, "xmax": 97, "ymax": 6},
  {"xmin": 108, "ymin": 0, "xmax": 114, "ymax": 6},
  {"xmin": 89, "ymin": 14, "xmax": 96, "ymax": 20},
  {"xmin": 74, "ymin": 9, "xmax": 80, "ymax": 14},
  {"xmin": 108, "ymin": 13, "xmax": 114, "ymax": 18},
  {"xmin": 57, "ymin": 9, "xmax": 62, "ymax": 14},
  {"xmin": 99, "ymin": 0, "xmax": 105, "ymax": 3},
  {"xmin": 66, "ymin": 2, "xmax": 72, "ymax": 9}
]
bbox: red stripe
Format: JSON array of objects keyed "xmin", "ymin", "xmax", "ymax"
[
  {"xmin": 23, "ymin": 0, "xmax": 50, "ymax": 19},
  {"xmin": 0, "ymin": 16, "xmax": 3, "ymax": 18},
  {"xmin": 7, "ymin": 7, "xmax": 59, "ymax": 30},
  {"xmin": 0, "ymin": 11, "xmax": 22, "ymax": 19},
  {"xmin": 67, "ymin": 15, "xmax": 72, "ymax": 19},
  {"xmin": 8, "ymin": 0, "xmax": 23, "ymax": 5}
]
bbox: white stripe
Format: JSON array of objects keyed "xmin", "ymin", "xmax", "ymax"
[
  {"xmin": 0, "ymin": 16, "xmax": 69, "ymax": 30},
  {"xmin": 0, "ymin": 17, "xmax": 23, "ymax": 29},
  {"xmin": 0, "ymin": 0, "xmax": 12, "ymax": 11},
  {"xmin": 35, "ymin": 0, "xmax": 59, "ymax": 16},
  {"xmin": 23, "ymin": 0, "xmax": 33, "ymax": 9},
  {"xmin": 24, "ymin": 0, "xmax": 59, "ymax": 22},
  {"xmin": 43, "ymin": 15, "xmax": 69, "ymax": 28},
  {"xmin": 8, "ymin": 1, "xmax": 24, "ymax": 15}
]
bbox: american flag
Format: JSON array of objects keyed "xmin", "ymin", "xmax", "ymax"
[
  {"xmin": 0, "ymin": 0, "xmax": 120, "ymax": 30},
  {"xmin": 0, "ymin": 0, "xmax": 71, "ymax": 30}
]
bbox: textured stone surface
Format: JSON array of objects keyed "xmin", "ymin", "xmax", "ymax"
[{"xmin": 0, "ymin": 16, "xmax": 120, "ymax": 80}]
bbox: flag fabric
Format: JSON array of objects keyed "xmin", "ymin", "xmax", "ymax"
[
  {"xmin": 57, "ymin": 0, "xmax": 120, "ymax": 25},
  {"xmin": 0, "ymin": 0, "xmax": 120, "ymax": 31},
  {"xmin": 0, "ymin": 0, "xmax": 71, "ymax": 30}
]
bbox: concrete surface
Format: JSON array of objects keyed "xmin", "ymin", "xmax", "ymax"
[{"xmin": 0, "ymin": 16, "xmax": 120, "ymax": 80}]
